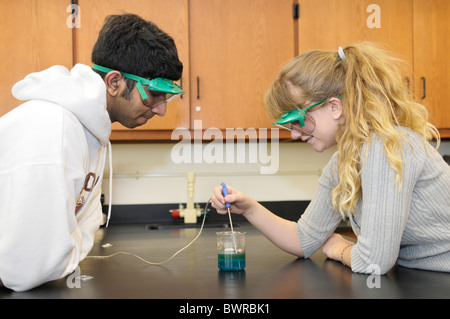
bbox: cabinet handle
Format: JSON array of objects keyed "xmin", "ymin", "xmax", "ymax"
[
  {"xmin": 420, "ymin": 76, "xmax": 426, "ymax": 100},
  {"xmin": 196, "ymin": 76, "xmax": 200, "ymax": 99},
  {"xmin": 405, "ymin": 76, "xmax": 410, "ymax": 93}
]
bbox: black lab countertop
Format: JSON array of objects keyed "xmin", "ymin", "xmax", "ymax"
[{"xmin": 1, "ymin": 223, "xmax": 449, "ymax": 302}]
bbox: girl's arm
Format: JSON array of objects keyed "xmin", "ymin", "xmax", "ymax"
[
  {"xmin": 212, "ymin": 186, "xmax": 304, "ymax": 257},
  {"xmin": 322, "ymin": 233, "xmax": 354, "ymax": 266}
]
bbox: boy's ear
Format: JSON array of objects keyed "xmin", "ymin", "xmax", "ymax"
[
  {"xmin": 104, "ymin": 71, "xmax": 124, "ymax": 97},
  {"xmin": 328, "ymin": 97, "xmax": 343, "ymax": 120}
]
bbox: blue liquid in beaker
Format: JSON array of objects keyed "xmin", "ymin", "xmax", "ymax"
[{"xmin": 218, "ymin": 252, "xmax": 246, "ymax": 271}]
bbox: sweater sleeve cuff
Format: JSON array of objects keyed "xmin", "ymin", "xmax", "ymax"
[{"xmin": 296, "ymin": 221, "xmax": 322, "ymax": 258}]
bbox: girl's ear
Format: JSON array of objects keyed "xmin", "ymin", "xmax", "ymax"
[{"xmin": 328, "ymin": 97, "xmax": 343, "ymax": 121}]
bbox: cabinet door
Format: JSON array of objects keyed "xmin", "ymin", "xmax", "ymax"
[
  {"xmin": 413, "ymin": 0, "xmax": 450, "ymax": 131},
  {"xmin": 0, "ymin": 0, "xmax": 73, "ymax": 117},
  {"xmin": 189, "ymin": 0, "xmax": 296, "ymax": 130},
  {"xmin": 74, "ymin": 0, "xmax": 190, "ymax": 133},
  {"xmin": 297, "ymin": 0, "xmax": 414, "ymax": 76}
]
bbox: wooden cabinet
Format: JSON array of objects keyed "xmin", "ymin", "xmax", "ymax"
[
  {"xmin": 296, "ymin": 0, "xmax": 449, "ymax": 137},
  {"xmin": 73, "ymin": 0, "xmax": 295, "ymax": 140},
  {"xmin": 189, "ymin": 0, "xmax": 295, "ymax": 130},
  {"xmin": 413, "ymin": 0, "xmax": 450, "ymax": 135},
  {"xmin": 296, "ymin": 0, "xmax": 414, "ymax": 87},
  {"xmin": 0, "ymin": 0, "xmax": 73, "ymax": 117},
  {"xmin": 1, "ymin": 1, "xmax": 449, "ymax": 139},
  {"xmin": 297, "ymin": 0, "xmax": 414, "ymax": 68}
]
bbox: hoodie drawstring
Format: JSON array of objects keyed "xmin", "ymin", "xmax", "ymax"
[{"xmin": 105, "ymin": 142, "xmax": 113, "ymax": 227}]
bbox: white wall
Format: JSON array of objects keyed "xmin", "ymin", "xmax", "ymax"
[
  {"xmin": 102, "ymin": 140, "xmax": 450, "ymax": 206},
  {"xmin": 102, "ymin": 141, "xmax": 336, "ymax": 205}
]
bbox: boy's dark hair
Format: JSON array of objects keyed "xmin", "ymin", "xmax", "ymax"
[{"xmin": 92, "ymin": 14, "xmax": 183, "ymax": 85}]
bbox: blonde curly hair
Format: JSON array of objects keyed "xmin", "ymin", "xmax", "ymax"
[{"xmin": 264, "ymin": 42, "xmax": 440, "ymax": 218}]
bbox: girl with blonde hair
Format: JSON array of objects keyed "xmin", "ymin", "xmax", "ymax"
[{"xmin": 212, "ymin": 42, "xmax": 450, "ymax": 274}]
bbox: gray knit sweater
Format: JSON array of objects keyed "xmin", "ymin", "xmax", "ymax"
[{"xmin": 296, "ymin": 127, "xmax": 450, "ymax": 274}]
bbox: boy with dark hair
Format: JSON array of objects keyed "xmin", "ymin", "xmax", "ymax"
[{"xmin": 0, "ymin": 14, "xmax": 183, "ymax": 291}]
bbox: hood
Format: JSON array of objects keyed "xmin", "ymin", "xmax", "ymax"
[{"xmin": 12, "ymin": 64, "xmax": 111, "ymax": 145}]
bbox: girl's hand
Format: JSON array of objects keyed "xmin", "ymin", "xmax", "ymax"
[
  {"xmin": 212, "ymin": 184, "xmax": 305, "ymax": 257},
  {"xmin": 211, "ymin": 185, "xmax": 255, "ymax": 216}
]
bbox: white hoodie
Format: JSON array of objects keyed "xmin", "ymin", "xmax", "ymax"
[{"xmin": 0, "ymin": 64, "xmax": 111, "ymax": 291}]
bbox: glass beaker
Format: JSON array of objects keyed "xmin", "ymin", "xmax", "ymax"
[{"xmin": 216, "ymin": 231, "xmax": 246, "ymax": 271}]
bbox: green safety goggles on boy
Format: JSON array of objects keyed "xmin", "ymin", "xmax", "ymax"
[
  {"xmin": 92, "ymin": 64, "xmax": 184, "ymax": 103},
  {"xmin": 272, "ymin": 98, "xmax": 327, "ymax": 135}
]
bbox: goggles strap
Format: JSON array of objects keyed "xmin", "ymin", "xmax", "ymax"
[
  {"xmin": 93, "ymin": 64, "xmax": 149, "ymax": 99},
  {"xmin": 136, "ymin": 82, "xmax": 149, "ymax": 100},
  {"xmin": 298, "ymin": 108, "xmax": 306, "ymax": 126},
  {"xmin": 92, "ymin": 64, "xmax": 112, "ymax": 74}
]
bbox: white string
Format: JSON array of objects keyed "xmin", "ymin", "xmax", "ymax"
[
  {"xmin": 86, "ymin": 198, "xmax": 212, "ymax": 266},
  {"xmin": 106, "ymin": 142, "xmax": 113, "ymax": 227}
]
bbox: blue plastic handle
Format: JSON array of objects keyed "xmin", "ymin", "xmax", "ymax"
[{"xmin": 221, "ymin": 183, "xmax": 231, "ymax": 208}]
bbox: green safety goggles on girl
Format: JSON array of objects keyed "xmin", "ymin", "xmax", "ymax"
[
  {"xmin": 92, "ymin": 64, "xmax": 184, "ymax": 103},
  {"xmin": 272, "ymin": 98, "xmax": 327, "ymax": 135}
]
